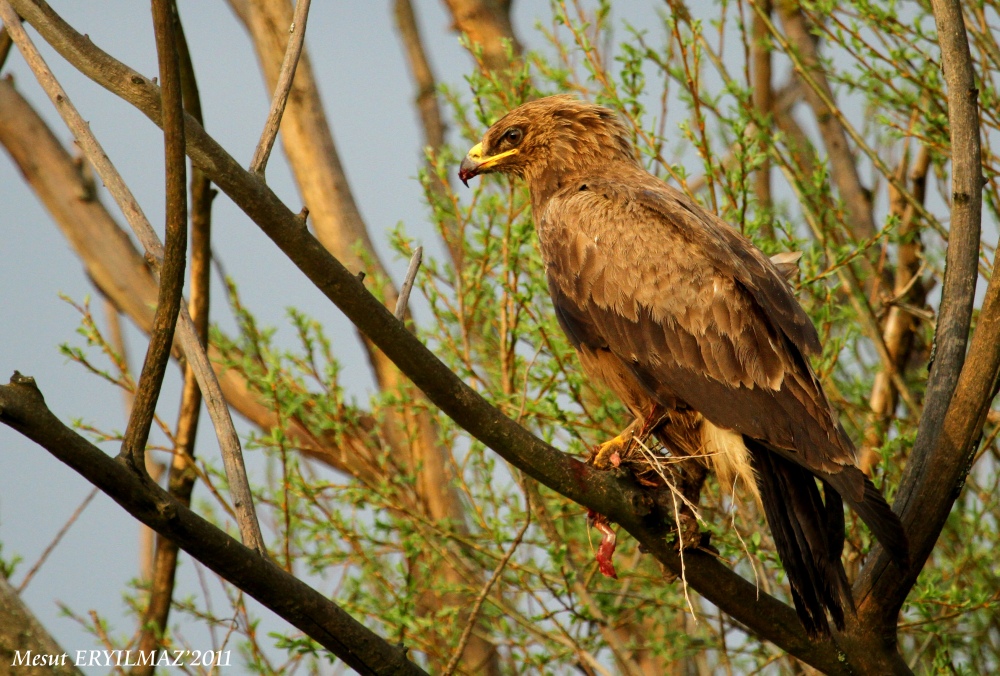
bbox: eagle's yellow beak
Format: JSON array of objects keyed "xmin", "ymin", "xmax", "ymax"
[{"xmin": 458, "ymin": 143, "xmax": 518, "ymax": 186}]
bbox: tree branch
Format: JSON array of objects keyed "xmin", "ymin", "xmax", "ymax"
[
  {"xmin": 133, "ymin": 3, "xmax": 216, "ymax": 669},
  {"xmin": 441, "ymin": 0, "xmax": 521, "ymax": 74},
  {"xmin": 0, "ymin": 0, "xmax": 266, "ymax": 553},
  {"xmin": 118, "ymin": 0, "xmax": 188, "ymax": 472},
  {"xmin": 0, "ymin": 373, "xmax": 428, "ymax": 676},
  {"xmin": 1, "ymin": 3, "xmax": 858, "ymax": 667},
  {"xmin": 855, "ymin": 0, "xmax": 987, "ymax": 625},
  {"xmin": 0, "ymin": 76, "xmax": 382, "ymax": 483},
  {"xmin": 248, "ymin": 0, "xmax": 310, "ymax": 176},
  {"xmin": 775, "ymin": 5, "xmax": 876, "ymax": 241}
]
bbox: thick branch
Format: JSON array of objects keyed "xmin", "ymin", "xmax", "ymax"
[
  {"xmin": 0, "ymin": 77, "xmax": 378, "ymax": 481},
  {"xmin": 8, "ymin": 0, "xmax": 871, "ymax": 668},
  {"xmin": 133, "ymin": 4, "xmax": 216, "ymax": 668},
  {"xmin": 855, "ymin": 0, "xmax": 986, "ymax": 624},
  {"xmin": 0, "ymin": 374, "xmax": 427, "ymax": 676}
]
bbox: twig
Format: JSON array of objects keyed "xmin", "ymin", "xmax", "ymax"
[
  {"xmin": 120, "ymin": 0, "xmax": 188, "ymax": 472},
  {"xmin": 443, "ymin": 502, "xmax": 529, "ymax": 676},
  {"xmin": 0, "ymin": 25, "xmax": 11, "ymax": 70},
  {"xmin": 16, "ymin": 487, "xmax": 98, "ymax": 592},
  {"xmin": 750, "ymin": 0, "xmax": 774, "ymax": 239},
  {"xmin": 248, "ymin": 0, "xmax": 310, "ymax": 176},
  {"xmin": 394, "ymin": 245, "xmax": 422, "ymax": 321},
  {"xmin": 0, "ymin": 0, "xmax": 266, "ymax": 554}
]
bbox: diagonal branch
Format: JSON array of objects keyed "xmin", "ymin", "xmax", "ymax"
[
  {"xmin": 774, "ymin": 5, "xmax": 875, "ymax": 241},
  {"xmin": 0, "ymin": 373, "xmax": 428, "ymax": 676},
  {"xmin": 0, "ymin": 76, "xmax": 382, "ymax": 483},
  {"xmin": 248, "ymin": 0, "xmax": 310, "ymax": 175}
]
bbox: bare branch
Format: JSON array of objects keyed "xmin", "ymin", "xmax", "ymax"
[
  {"xmin": 441, "ymin": 0, "xmax": 521, "ymax": 74},
  {"xmin": 0, "ymin": 78, "xmax": 380, "ymax": 482},
  {"xmin": 394, "ymin": 246, "xmax": 422, "ymax": 321},
  {"xmin": 16, "ymin": 488, "xmax": 98, "ymax": 593},
  {"xmin": 855, "ymin": 0, "xmax": 988, "ymax": 634},
  {"xmin": 248, "ymin": 0, "xmax": 310, "ymax": 176},
  {"xmin": 775, "ymin": 5, "xmax": 876, "ymax": 241},
  {"xmin": 133, "ymin": 4, "xmax": 216, "ymax": 668},
  {"xmin": 119, "ymin": 0, "xmax": 188, "ymax": 472},
  {"xmin": 0, "ymin": 25, "xmax": 11, "ymax": 70},
  {"xmin": 393, "ymin": 0, "xmax": 445, "ymax": 150},
  {"xmin": 0, "ymin": 0, "xmax": 266, "ymax": 553},
  {"xmin": 5, "ymin": 1, "xmax": 907, "ymax": 668},
  {"xmin": 0, "ymin": 373, "xmax": 429, "ymax": 676}
]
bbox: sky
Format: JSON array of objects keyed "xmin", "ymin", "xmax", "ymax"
[{"xmin": 0, "ymin": 1, "xmax": 667, "ymax": 672}]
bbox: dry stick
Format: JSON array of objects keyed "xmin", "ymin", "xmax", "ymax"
[
  {"xmin": 394, "ymin": 246, "xmax": 423, "ymax": 321},
  {"xmin": 750, "ymin": 0, "xmax": 774, "ymax": 240},
  {"xmin": 0, "ymin": 25, "xmax": 11, "ymax": 69},
  {"xmin": 248, "ymin": 0, "xmax": 310, "ymax": 176},
  {"xmin": 0, "ymin": 1, "xmax": 266, "ymax": 554},
  {"xmin": 442, "ymin": 506, "xmax": 530, "ymax": 676},
  {"xmin": 119, "ymin": 0, "xmax": 188, "ymax": 473},
  {"xmin": 16, "ymin": 487, "xmax": 98, "ymax": 593}
]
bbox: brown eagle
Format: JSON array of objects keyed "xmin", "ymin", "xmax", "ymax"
[{"xmin": 459, "ymin": 95, "xmax": 908, "ymax": 636}]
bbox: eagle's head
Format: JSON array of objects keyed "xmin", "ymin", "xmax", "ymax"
[{"xmin": 458, "ymin": 95, "xmax": 639, "ymax": 188}]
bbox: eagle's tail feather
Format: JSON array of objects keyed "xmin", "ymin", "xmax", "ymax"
[
  {"xmin": 823, "ymin": 467, "xmax": 910, "ymax": 571},
  {"xmin": 747, "ymin": 440, "xmax": 853, "ymax": 637}
]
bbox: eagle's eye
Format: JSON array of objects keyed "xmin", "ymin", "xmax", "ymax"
[{"xmin": 502, "ymin": 127, "xmax": 523, "ymax": 146}]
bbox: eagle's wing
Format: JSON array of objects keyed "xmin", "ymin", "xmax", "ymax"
[
  {"xmin": 540, "ymin": 172, "xmax": 908, "ymax": 584},
  {"xmin": 539, "ymin": 174, "xmax": 853, "ymax": 478}
]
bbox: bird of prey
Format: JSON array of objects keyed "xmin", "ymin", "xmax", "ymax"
[{"xmin": 459, "ymin": 95, "xmax": 908, "ymax": 636}]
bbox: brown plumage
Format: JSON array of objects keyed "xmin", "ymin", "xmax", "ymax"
[{"xmin": 460, "ymin": 95, "xmax": 909, "ymax": 637}]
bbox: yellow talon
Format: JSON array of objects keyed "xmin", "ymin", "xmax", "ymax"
[{"xmin": 590, "ymin": 419, "xmax": 642, "ymax": 469}]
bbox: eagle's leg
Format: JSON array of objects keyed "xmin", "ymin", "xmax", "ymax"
[
  {"xmin": 589, "ymin": 418, "xmax": 641, "ymax": 469},
  {"xmin": 589, "ymin": 405, "xmax": 668, "ymax": 469}
]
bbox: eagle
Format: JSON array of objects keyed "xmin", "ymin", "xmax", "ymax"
[{"xmin": 459, "ymin": 95, "xmax": 908, "ymax": 637}]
